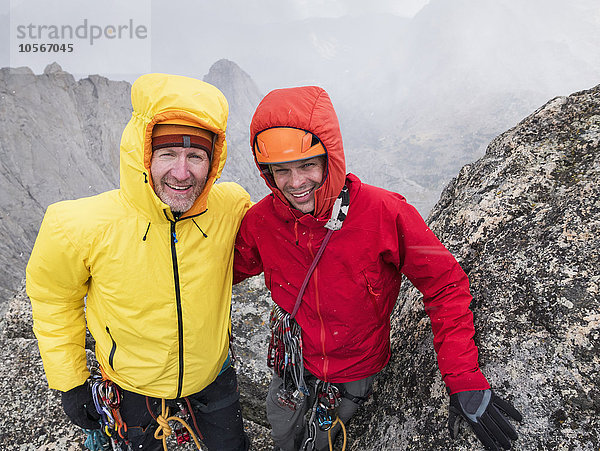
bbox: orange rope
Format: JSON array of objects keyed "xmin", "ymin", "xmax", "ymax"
[
  {"xmin": 153, "ymin": 398, "xmax": 203, "ymax": 450},
  {"xmin": 327, "ymin": 416, "xmax": 347, "ymax": 451}
]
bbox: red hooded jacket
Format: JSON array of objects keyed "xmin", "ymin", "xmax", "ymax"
[{"xmin": 234, "ymin": 86, "xmax": 490, "ymax": 394}]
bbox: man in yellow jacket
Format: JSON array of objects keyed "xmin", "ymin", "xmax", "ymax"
[{"xmin": 26, "ymin": 73, "xmax": 252, "ymax": 450}]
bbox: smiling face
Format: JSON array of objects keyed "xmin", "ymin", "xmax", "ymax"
[
  {"xmin": 150, "ymin": 146, "xmax": 210, "ymax": 213},
  {"xmin": 270, "ymin": 156, "xmax": 326, "ymax": 214}
]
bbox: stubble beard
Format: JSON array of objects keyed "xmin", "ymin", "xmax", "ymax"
[{"xmin": 155, "ymin": 175, "xmax": 206, "ymax": 214}]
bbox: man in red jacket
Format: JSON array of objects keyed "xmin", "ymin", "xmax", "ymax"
[{"xmin": 234, "ymin": 86, "xmax": 521, "ymax": 451}]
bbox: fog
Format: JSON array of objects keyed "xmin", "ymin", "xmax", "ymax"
[{"xmin": 2, "ymin": 0, "xmax": 599, "ymax": 212}]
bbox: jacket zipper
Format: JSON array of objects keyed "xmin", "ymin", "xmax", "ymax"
[
  {"xmin": 308, "ymin": 230, "xmax": 329, "ymax": 380},
  {"xmin": 106, "ymin": 326, "xmax": 117, "ymax": 370},
  {"xmin": 170, "ymin": 220, "xmax": 185, "ymax": 398}
]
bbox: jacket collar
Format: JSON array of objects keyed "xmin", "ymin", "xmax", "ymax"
[{"xmin": 271, "ymin": 174, "xmax": 361, "ymax": 228}]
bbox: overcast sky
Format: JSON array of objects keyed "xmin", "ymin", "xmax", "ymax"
[
  {"xmin": 1, "ymin": 0, "xmax": 599, "ymax": 215},
  {"xmin": 0, "ymin": 0, "xmax": 430, "ymax": 82},
  {"xmin": 2, "ymin": 0, "xmax": 599, "ymax": 95},
  {"xmin": 2, "ymin": 0, "xmax": 599, "ymax": 131}
]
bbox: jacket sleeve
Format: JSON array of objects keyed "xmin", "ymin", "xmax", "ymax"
[
  {"xmin": 26, "ymin": 204, "xmax": 91, "ymax": 391},
  {"xmin": 233, "ymin": 210, "xmax": 264, "ymax": 284},
  {"xmin": 395, "ymin": 201, "xmax": 490, "ymax": 394}
]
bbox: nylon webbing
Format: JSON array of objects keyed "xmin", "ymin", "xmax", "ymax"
[{"xmin": 290, "ymin": 228, "xmax": 334, "ymax": 319}]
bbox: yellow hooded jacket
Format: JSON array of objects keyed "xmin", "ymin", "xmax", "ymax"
[{"xmin": 26, "ymin": 73, "xmax": 252, "ymax": 398}]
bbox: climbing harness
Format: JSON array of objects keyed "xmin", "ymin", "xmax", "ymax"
[{"xmin": 88, "ymin": 364, "xmax": 203, "ymax": 451}]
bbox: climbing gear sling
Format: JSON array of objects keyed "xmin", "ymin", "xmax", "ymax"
[{"xmin": 267, "ymin": 187, "xmax": 350, "ymax": 450}]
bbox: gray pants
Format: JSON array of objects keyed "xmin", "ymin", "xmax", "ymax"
[{"xmin": 266, "ymin": 372, "xmax": 374, "ymax": 451}]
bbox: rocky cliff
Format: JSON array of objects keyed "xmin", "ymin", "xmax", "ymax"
[
  {"xmin": 0, "ymin": 63, "xmax": 130, "ymax": 309},
  {"xmin": 203, "ymin": 59, "xmax": 267, "ymax": 199},
  {"xmin": 348, "ymin": 84, "xmax": 600, "ymax": 449}
]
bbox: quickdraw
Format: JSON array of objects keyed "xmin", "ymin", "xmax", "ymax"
[
  {"xmin": 267, "ymin": 305, "xmax": 309, "ymax": 410},
  {"xmin": 302, "ymin": 381, "xmax": 346, "ymax": 451},
  {"xmin": 266, "ymin": 188, "xmax": 350, "ymax": 412},
  {"xmin": 82, "ymin": 427, "xmax": 111, "ymax": 451},
  {"xmin": 316, "ymin": 382, "xmax": 341, "ymax": 431},
  {"xmin": 89, "ymin": 366, "xmax": 130, "ymax": 448}
]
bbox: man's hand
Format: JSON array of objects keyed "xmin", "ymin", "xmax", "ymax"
[
  {"xmin": 61, "ymin": 382, "xmax": 101, "ymax": 429},
  {"xmin": 448, "ymin": 389, "xmax": 522, "ymax": 450}
]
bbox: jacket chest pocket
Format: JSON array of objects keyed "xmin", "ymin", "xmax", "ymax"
[
  {"xmin": 361, "ymin": 270, "xmax": 384, "ymax": 323},
  {"xmin": 105, "ymin": 326, "xmax": 118, "ymax": 370}
]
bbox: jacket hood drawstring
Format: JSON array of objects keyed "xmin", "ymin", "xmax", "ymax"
[
  {"xmin": 141, "ymin": 218, "xmax": 208, "ymax": 242},
  {"xmin": 192, "ymin": 219, "xmax": 208, "ymax": 238}
]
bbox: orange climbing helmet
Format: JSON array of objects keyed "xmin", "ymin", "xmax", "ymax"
[{"xmin": 254, "ymin": 127, "xmax": 326, "ymax": 164}]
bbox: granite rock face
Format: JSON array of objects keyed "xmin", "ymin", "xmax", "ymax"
[
  {"xmin": 0, "ymin": 64, "xmax": 130, "ymax": 310},
  {"xmin": 349, "ymin": 85, "xmax": 600, "ymax": 449},
  {"xmin": 0, "ymin": 282, "xmax": 273, "ymax": 450},
  {"xmin": 203, "ymin": 59, "xmax": 268, "ymax": 200}
]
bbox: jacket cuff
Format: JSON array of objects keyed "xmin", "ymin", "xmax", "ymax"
[{"xmin": 444, "ymin": 369, "xmax": 490, "ymax": 395}]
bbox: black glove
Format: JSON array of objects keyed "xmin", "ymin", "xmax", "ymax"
[
  {"xmin": 61, "ymin": 382, "xmax": 101, "ymax": 429},
  {"xmin": 448, "ymin": 389, "xmax": 522, "ymax": 450}
]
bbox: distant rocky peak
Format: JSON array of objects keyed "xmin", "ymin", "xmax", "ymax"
[
  {"xmin": 203, "ymin": 58, "xmax": 263, "ymax": 123},
  {"xmin": 43, "ymin": 62, "xmax": 65, "ymax": 75}
]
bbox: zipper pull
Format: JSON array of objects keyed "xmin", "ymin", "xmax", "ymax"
[{"xmin": 172, "ymin": 231, "xmax": 178, "ymax": 243}]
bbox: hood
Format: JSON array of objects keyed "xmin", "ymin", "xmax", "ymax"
[
  {"xmin": 250, "ymin": 86, "xmax": 346, "ymax": 219},
  {"xmin": 120, "ymin": 73, "xmax": 229, "ymax": 221}
]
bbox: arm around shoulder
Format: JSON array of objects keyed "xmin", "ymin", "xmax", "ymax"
[{"xmin": 233, "ymin": 204, "xmax": 264, "ymax": 284}]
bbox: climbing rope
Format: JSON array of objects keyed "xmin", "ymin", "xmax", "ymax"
[
  {"xmin": 153, "ymin": 398, "xmax": 203, "ymax": 450},
  {"xmin": 327, "ymin": 417, "xmax": 347, "ymax": 451}
]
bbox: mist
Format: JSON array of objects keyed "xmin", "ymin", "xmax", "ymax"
[{"xmin": 2, "ymin": 0, "xmax": 599, "ymax": 212}]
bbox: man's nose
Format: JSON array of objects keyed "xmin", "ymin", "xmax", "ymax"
[
  {"xmin": 170, "ymin": 156, "xmax": 190, "ymax": 180},
  {"xmin": 289, "ymin": 170, "xmax": 306, "ymax": 188}
]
